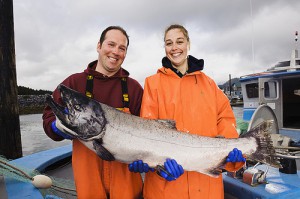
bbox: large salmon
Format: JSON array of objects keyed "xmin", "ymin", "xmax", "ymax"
[{"xmin": 46, "ymin": 84, "xmax": 281, "ymax": 177}]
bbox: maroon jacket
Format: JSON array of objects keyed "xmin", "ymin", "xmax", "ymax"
[{"xmin": 42, "ymin": 60, "xmax": 143, "ymax": 141}]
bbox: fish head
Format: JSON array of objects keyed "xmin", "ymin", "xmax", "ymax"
[{"xmin": 46, "ymin": 84, "xmax": 106, "ymax": 141}]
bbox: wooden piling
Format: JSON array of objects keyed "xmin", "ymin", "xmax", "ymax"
[{"xmin": 0, "ymin": 0, "xmax": 22, "ymax": 159}]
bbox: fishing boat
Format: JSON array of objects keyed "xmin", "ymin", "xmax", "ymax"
[
  {"xmin": 223, "ymin": 33, "xmax": 300, "ymax": 198},
  {"xmin": 0, "ymin": 145, "xmax": 75, "ymax": 199}
]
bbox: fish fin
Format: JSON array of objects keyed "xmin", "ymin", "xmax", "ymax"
[
  {"xmin": 157, "ymin": 119, "xmax": 177, "ymax": 129},
  {"xmin": 206, "ymin": 157, "xmax": 227, "ymax": 177},
  {"xmin": 240, "ymin": 120, "xmax": 282, "ymax": 168},
  {"xmin": 93, "ymin": 139, "xmax": 115, "ymax": 161}
]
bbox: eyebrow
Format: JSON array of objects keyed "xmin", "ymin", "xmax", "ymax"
[
  {"xmin": 165, "ymin": 37, "xmax": 185, "ymax": 42},
  {"xmin": 107, "ymin": 41, "xmax": 127, "ymax": 48}
]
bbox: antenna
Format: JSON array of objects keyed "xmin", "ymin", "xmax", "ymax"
[
  {"xmin": 294, "ymin": 31, "xmax": 298, "ymax": 59},
  {"xmin": 250, "ymin": 0, "xmax": 255, "ymax": 71},
  {"xmin": 295, "ymin": 31, "xmax": 298, "ymax": 51},
  {"xmin": 290, "ymin": 31, "xmax": 298, "ymax": 68}
]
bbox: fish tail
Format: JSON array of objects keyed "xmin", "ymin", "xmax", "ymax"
[{"xmin": 240, "ymin": 120, "xmax": 282, "ymax": 168}]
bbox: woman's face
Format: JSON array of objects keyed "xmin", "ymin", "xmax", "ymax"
[{"xmin": 164, "ymin": 28, "xmax": 189, "ymax": 68}]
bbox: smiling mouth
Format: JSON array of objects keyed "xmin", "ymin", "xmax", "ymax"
[
  {"xmin": 171, "ymin": 53, "xmax": 182, "ymax": 58},
  {"xmin": 108, "ymin": 56, "xmax": 118, "ymax": 63}
]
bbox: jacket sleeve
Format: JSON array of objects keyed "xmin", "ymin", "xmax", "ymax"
[
  {"xmin": 42, "ymin": 78, "xmax": 73, "ymax": 141},
  {"xmin": 215, "ymin": 86, "xmax": 238, "ymax": 139},
  {"xmin": 140, "ymin": 77, "xmax": 158, "ymax": 119},
  {"xmin": 42, "ymin": 88, "xmax": 65, "ymax": 141},
  {"xmin": 215, "ymin": 86, "xmax": 244, "ymax": 171}
]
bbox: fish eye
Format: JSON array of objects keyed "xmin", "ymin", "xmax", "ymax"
[{"xmin": 74, "ymin": 104, "xmax": 81, "ymax": 111}]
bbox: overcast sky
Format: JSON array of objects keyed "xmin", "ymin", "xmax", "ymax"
[{"xmin": 13, "ymin": 0, "xmax": 300, "ymax": 91}]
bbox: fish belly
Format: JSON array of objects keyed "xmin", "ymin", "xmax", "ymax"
[{"xmin": 95, "ymin": 124, "xmax": 257, "ymax": 176}]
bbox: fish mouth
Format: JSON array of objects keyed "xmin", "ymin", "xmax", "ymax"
[
  {"xmin": 45, "ymin": 94, "xmax": 79, "ymax": 138},
  {"xmin": 46, "ymin": 84, "xmax": 107, "ymax": 141}
]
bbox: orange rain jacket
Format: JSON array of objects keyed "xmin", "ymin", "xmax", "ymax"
[
  {"xmin": 43, "ymin": 61, "xmax": 143, "ymax": 199},
  {"xmin": 140, "ymin": 59, "xmax": 239, "ymax": 199}
]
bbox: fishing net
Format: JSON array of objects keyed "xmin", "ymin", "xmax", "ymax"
[
  {"xmin": 0, "ymin": 156, "xmax": 76, "ymax": 199},
  {"xmin": 236, "ymin": 118, "xmax": 249, "ymax": 136}
]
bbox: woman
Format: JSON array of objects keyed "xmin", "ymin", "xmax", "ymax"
[{"xmin": 138, "ymin": 24, "xmax": 244, "ymax": 199}]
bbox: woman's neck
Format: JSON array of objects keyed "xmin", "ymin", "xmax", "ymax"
[{"xmin": 172, "ymin": 61, "xmax": 188, "ymax": 75}]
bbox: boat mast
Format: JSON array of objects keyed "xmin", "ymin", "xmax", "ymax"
[{"xmin": 290, "ymin": 31, "xmax": 298, "ymax": 68}]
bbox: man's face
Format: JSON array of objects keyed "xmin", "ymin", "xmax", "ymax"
[{"xmin": 97, "ymin": 29, "xmax": 128, "ymax": 76}]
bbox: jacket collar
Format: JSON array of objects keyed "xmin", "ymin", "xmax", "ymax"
[{"xmin": 161, "ymin": 55, "xmax": 204, "ymax": 77}]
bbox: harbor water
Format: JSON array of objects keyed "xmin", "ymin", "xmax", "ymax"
[
  {"xmin": 20, "ymin": 114, "xmax": 71, "ymax": 156},
  {"xmin": 20, "ymin": 107, "xmax": 244, "ymax": 156}
]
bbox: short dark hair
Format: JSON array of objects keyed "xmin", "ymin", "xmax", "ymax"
[{"xmin": 99, "ymin": 26, "xmax": 129, "ymax": 47}]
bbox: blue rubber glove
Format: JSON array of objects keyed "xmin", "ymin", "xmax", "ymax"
[
  {"xmin": 128, "ymin": 160, "xmax": 154, "ymax": 173},
  {"xmin": 159, "ymin": 159, "xmax": 184, "ymax": 181},
  {"xmin": 226, "ymin": 148, "xmax": 246, "ymax": 163},
  {"xmin": 51, "ymin": 120, "xmax": 73, "ymax": 140}
]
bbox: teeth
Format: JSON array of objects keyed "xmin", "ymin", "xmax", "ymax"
[
  {"xmin": 172, "ymin": 53, "xmax": 181, "ymax": 57},
  {"xmin": 109, "ymin": 57, "xmax": 117, "ymax": 62}
]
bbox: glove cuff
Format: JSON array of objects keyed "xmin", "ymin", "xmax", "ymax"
[{"xmin": 51, "ymin": 121, "xmax": 60, "ymax": 134}]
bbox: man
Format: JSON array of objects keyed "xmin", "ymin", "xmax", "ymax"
[{"xmin": 43, "ymin": 26, "xmax": 144, "ymax": 199}]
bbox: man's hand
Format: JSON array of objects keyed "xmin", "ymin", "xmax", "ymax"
[
  {"xmin": 128, "ymin": 160, "xmax": 154, "ymax": 173},
  {"xmin": 51, "ymin": 120, "xmax": 73, "ymax": 140}
]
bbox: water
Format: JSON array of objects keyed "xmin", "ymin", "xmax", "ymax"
[
  {"xmin": 20, "ymin": 107, "xmax": 244, "ymax": 156},
  {"xmin": 20, "ymin": 114, "xmax": 70, "ymax": 156}
]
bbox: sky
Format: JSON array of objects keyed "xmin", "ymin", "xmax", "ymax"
[{"xmin": 13, "ymin": 0, "xmax": 300, "ymax": 91}]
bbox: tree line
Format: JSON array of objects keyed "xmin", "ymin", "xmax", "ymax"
[{"xmin": 18, "ymin": 86, "xmax": 52, "ymax": 95}]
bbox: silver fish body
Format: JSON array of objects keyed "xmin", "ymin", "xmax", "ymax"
[{"xmin": 47, "ymin": 84, "xmax": 281, "ymax": 177}]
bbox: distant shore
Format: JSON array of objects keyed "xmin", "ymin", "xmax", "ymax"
[
  {"xmin": 19, "ymin": 106, "xmax": 45, "ymax": 115},
  {"xmin": 18, "ymin": 95, "xmax": 46, "ymax": 115}
]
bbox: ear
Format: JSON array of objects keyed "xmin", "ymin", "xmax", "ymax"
[
  {"xmin": 187, "ymin": 42, "xmax": 190, "ymax": 50},
  {"xmin": 97, "ymin": 42, "xmax": 101, "ymax": 52}
]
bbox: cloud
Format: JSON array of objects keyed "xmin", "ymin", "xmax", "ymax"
[{"xmin": 12, "ymin": 0, "xmax": 300, "ymax": 90}]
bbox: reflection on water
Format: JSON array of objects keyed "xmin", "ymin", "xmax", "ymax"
[
  {"xmin": 20, "ymin": 114, "xmax": 70, "ymax": 156},
  {"xmin": 20, "ymin": 107, "xmax": 244, "ymax": 156}
]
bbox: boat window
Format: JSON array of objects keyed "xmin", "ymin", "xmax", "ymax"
[
  {"xmin": 264, "ymin": 81, "xmax": 277, "ymax": 98},
  {"xmin": 245, "ymin": 83, "xmax": 259, "ymax": 98}
]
